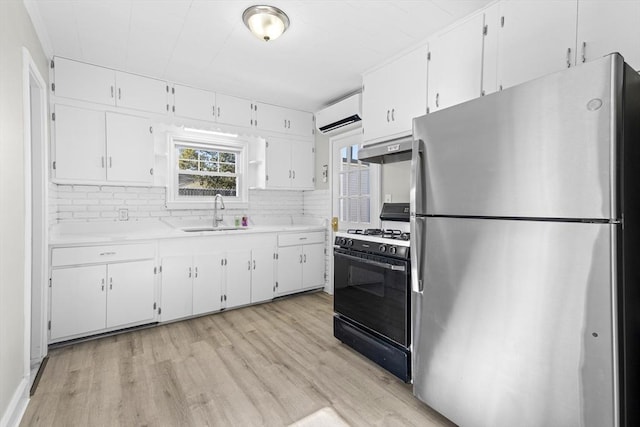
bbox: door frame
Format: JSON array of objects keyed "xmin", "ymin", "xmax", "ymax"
[{"xmin": 22, "ymin": 47, "xmax": 49, "ymax": 378}]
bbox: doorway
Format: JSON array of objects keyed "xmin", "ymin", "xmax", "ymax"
[{"xmin": 23, "ymin": 48, "xmax": 49, "ymax": 376}]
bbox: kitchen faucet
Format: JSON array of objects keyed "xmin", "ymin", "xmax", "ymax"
[{"xmin": 213, "ymin": 194, "xmax": 225, "ymax": 227}]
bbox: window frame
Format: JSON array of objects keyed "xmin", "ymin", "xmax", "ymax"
[{"xmin": 166, "ymin": 133, "xmax": 249, "ymax": 209}]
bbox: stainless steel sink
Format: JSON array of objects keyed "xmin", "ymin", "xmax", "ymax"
[{"xmin": 181, "ymin": 226, "xmax": 246, "ymax": 232}]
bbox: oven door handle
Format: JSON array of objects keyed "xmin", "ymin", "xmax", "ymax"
[{"xmin": 336, "ymin": 252, "xmax": 406, "ymax": 272}]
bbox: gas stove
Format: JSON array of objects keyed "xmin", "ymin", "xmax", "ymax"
[{"xmin": 334, "ymin": 203, "xmax": 411, "ymax": 259}]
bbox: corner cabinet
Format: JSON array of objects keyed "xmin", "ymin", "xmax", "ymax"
[
  {"xmin": 53, "ymin": 57, "xmax": 168, "ymax": 114},
  {"xmin": 250, "ymin": 137, "xmax": 315, "ymax": 190},
  {"xmin": 49, "ymin": 243, "xmax": 157, "ymax": 343},
  {"xmin": 362, "ymin": 45, "xmax": 428, "ymax": 143},
  {"xmin": 53, "ymin": 104, "xmax": 154, "ymax": 185},
  {"xmin": 276, "ymin": 231, "xmax": 325, "ymax": 296}
]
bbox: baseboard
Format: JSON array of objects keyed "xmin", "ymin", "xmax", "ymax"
[{"xmin": 0, "ymin": 377, "xmax": 29, "ymax": 427}]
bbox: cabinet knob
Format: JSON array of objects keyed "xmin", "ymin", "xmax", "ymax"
[
  {"xmin": 566, "ymin": 47, "xmax": 572, "ymax": 68},
  {"xmin": 581, "ymin": 41, "xmax": 587, "ymax": 63},
  {"xmin": 435, "ymin": 93, "xmax": 440, "ymax": 108},
  {"xmin": 391, "ymin": 108, "xmax": 395, "ymax": 121},
  {"xmin": 386, "ymin": 110, "xmax": 390, "ymax": 122}
]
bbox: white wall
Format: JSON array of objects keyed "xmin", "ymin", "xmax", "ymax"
[
  {"xmin": 0, "ymin": 0, "xmax": 48, "ymax": 423},
  {"xmin": 381, "ymin": 161, "xmax": 411, "ymax": 203}
]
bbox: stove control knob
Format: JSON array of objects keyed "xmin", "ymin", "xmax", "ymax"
[
  {"xmin": 346, "ymin": 239, "xmax": 354, "ymax": 247},
  {"xmin": 338, "ymin": 238, "xmax": 346, "ymax": 246},
  {"xmin": 379, "ymin": 245, "xmax": 387, "ymax": 253},
  {"xmin": 389, "ymin": 246, "xmax": 397, "ymax": 255}
]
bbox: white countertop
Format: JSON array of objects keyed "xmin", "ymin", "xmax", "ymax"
[{"xmin": 49, "ymin": 219, "xmax": 326, "ymax": 246}]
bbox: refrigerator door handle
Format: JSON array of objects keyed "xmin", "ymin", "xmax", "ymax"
[
  {"xmin": 410, "ymin": 216, "xmax": 425, "ymax": 293},
  {"xmin": 411, "ymin": 138, "xmax": 426, "ymax": 293}
]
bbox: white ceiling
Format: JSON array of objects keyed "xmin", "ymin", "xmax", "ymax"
[{"xmin": 26, "ymin": 0, "xmax": 492, "ymax": 112}]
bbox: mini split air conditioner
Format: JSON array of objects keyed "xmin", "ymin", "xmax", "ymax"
[{"xmin": 315, "ymin": 93, "xmax": 362, "ymax": 134}]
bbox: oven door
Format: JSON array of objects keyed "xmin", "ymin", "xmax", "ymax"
[{"xmin": 333, "ymin": 247, "xmax": 409, "ymax": 346}]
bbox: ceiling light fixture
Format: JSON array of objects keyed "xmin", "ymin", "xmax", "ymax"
[{"xmin": 242, "ymin": 5, "xmax": 290, "ymax": 42}]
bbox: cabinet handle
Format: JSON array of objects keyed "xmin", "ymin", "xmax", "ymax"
[
  {"xmin": 101, "ymin": 156, "xmax": 105, "ymax": 168},
  {"xmin": 109, "ymin": 277, "xmax": 113, "ymax": 290},
  {"xmin": 109, "ymin": 157, "xmax": 112, "ymax": 168},
  {"xmin": 217, "ymin": 106, "xmax": 220, "ymax": 117},
  {"xmin": 386, "ymin": 110, "xmax": 390, "ymax": 122},
  {"xmin": 221, "ymin": 259, "xmax": 224, "ymax": 266},
  {"xmin": 289, "ymin": 170, "xmax": 292, "ymax": 178},
  {"xmin": 253, "ymin": 260, "xmax": 256, "ymax": 270},
  {"xmin": 195, "ymin": 267, "xmax": 198, "ymax": 278},
  {"xmin": 118, "ymin": 88, "xmax": 122, "ymax": 99},
  {"xmin": 581, "ymin": 41, "xmax": 586, "ymax": 63},
  {"xmin": 188, "ymin": 267, "xmax": 192, "ymax": 278},
  {"xmin": 287, "ymin": 120, "xmax": 291, "ymax": 128},
  {"xmin": 248, "ymin": 260, "xmax": 251, "ymax": 270},
  {"xmin": 101, "ymin": 278, "xmax": 105, "ymax": 291},
  {"xmin": 299, "ymin": 254, "xmax": 303, "ymax": 264},
  {"xmin": 303, "ymin": 254, "xmax": 307, "ymax": 263},
  {"xmin": 292, "ymin": 170, "xmax": 295, "ymax": 179},
  {"xmin": 110, "ymin": 86, "xmax": 114, "ymax": 98},
  {"xmin": 566, "ymin": 47, "xmax": 572, "ymax": 68},
  {"xmin": 99, "ymin": 251, "xmax": 116, "ymax": 256},
  {"xmin": 391, "ymin": 108, "xmax": 395, "ymax": 121},
  {"xmin": 436, "ymin": 93, "xmax": 440, "ymax": 108}
]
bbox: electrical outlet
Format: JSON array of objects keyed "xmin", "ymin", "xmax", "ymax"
[
  {"xmin": 118, "ymin": 208, "xmax": 129, "ymax": 221},
  {"xmin": 384, "ymin": 194, "xmax": 392, "ymax": 203}
]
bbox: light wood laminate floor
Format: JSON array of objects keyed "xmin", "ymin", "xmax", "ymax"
[{"xmin": 22, "ymin": 292, "xmax": 453, "ymax": 426}]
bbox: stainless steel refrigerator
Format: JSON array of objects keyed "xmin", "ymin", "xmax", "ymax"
[{"xmin": 410, "ymin": 53, "xmax": 640, "ymax": 427}]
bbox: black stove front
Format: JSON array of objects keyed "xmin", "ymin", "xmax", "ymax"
[{"xmin": 333, "ymin": 203, "xmax": 411, "ymax": 382}]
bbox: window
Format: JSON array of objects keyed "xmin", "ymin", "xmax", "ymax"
[
  {"xmin": 332, "ymin": 131, "xmax": 380, "ymax": 230},
  {"xmin": 167, "ymin": 133, "xmax": 248, "ymax": 208}
]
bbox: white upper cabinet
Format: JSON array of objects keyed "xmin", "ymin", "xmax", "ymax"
[
  {"xmin": 363, "ymin": 45, "xmax": 428, "ymax": 143},
  {"xmin": 255, "ymin": 102, "xmax": 314, "ymax": 137},
  {"xmin": 576, "ymin": 1, "xmax": 640, "ymax": 71},
  {"xmin": 173, "ymin": 84, "xmax": 216, "ymax": 122},
  {"xmin": 481, "ymin": 3, "xmax": 501, "ymax": 96},
  {"xmin": 216, "ymin": 94, "xmax": 253, "ymax": 128},
  {"xmin": 54, "ymin": 104, "xmax": 106, "ymax": 182},
  {"xmin": 255, "ymin": 137, "xmax": 315, "ymax": 190},
  {"xmin": 427, "ymin": 13, "xmax": 485, "ymax": 113},
  {"xmin": 291, "ymin": 141, "xmax": 315, "ymax": 189},
  {"xmin": 53, "ymin": 104, "xmax": 154, "ymax": 185},
  {"xmin": 54, "ymin": 58, "xmax": 115, "ymax": 106},
  {"xmin": 497, "ymin": 0, "xmax": 578, "ymax": 90},
  {"xmin": 54, "ymin": 57, "xmax": 168, "ymax": 114},
  {"xmin": 105, "ymin": 112, "xmax": 154, "ymax": 184},
  {"xmin": 115, "ymin": 71, "xmax": 168, "ymax": 114}
]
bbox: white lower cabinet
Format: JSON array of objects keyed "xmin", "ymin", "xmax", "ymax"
[
  {"xmin": 276, "ymin": 232, "xmax": 326, "ymax": 296},
  {"xmin": 160, "ymin": 253, "xmax": 223, "ymax": 322},
  {"xmin": 50, "ymin": 255, "xmax": 155, "ymax": 342},
  {"xmin": 159, "ymin": 237, "xmax": 277, "ymax": 321}
]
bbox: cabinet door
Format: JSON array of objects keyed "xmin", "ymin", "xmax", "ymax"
[
  {"xmin": 115, "ymin": 71, "xmax": 168, "ymax": 114},
  {"xmin": 173, "ymin": 84, "xmax": 216, "ymax": 122},
  {"xmin": 216, "ymin": 93, "xmax": 253, "ymax": 127},
  {"xmin": 577, "ymin": 1, "xmax": 640, "ymax": 71},
  {"xmin": 224, "ymin": 250, "xmax": 252, "ymax": 309},
  {"xmin": 54, "ymin": 104, "xmax": 106, "ymax": 182},
  {"xmin": 362, "ymin": 60, "xmax": 395, "ymax": 142},
  {"xmin": 50, "ymin": 265, "xmax": 106, "ymax": 340},
  {"xmin": 276, "ymin": 245, "xmax": 303, "ymax": 295},
  {"xmin": 105, "ymin": 112, "xmax": 154, "ymax": 184},
  {"xmin": 160, "ymin": 256, "xmax": 193, "ymax": 321},
  {"xmin": 291, "ymin": 141, "xmax": 314, "ymax": 189},
  {"xmin": 251, "ymin": 247, "xmax": 275, "ymax": 303},
  {"xmin": 255, "ymin": 102, "xmax": 288, "ymax": 134},
  {"xmin": 106, "ymin": 260, "xmax": 155, "ymax": 328},
  {"xmin": 302, "ymin": 244, "xmax": 325, "ymax": 289},
  {"xmin": 388, "ymin": 45, "xmax": 428, "ymax": 136},
  {"xmin": 428, "ymin": 14, "xmax": 484, "ymax": 112},
  {"xmin": 265, "ymin": 138, "xmax": 292, "ymax": 188},
  {"xmin": 193, "ymin": 253, "xmax": 223, "ymax": 315},
  {"xmin": 54, "ymin": 57, "xmax": 115, "ymax": 106},
  {"xmin": 286, "ymin": 109, "xmax": 314, "ymax": 137},
  {"xmin": 497, "ymin": 1, "xmax": 578, "ymax": 90}
]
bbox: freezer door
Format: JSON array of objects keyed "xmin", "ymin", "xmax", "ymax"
[
  {"xmin": 413, "ymin": 54, "xmax": 623, "ymax": 220},
  {"xmin": 413, "ymin": 217, "xmax": 617, "ymax": 427}
]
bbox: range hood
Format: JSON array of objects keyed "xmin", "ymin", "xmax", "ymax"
[{"xmin": 358, "ymin": 135, "xmax": 413, "ymax": 164}]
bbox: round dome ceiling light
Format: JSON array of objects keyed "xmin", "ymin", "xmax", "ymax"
[{"xmin": 242, "ymin": 5, "xmax": 290, "ymax": 42}]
